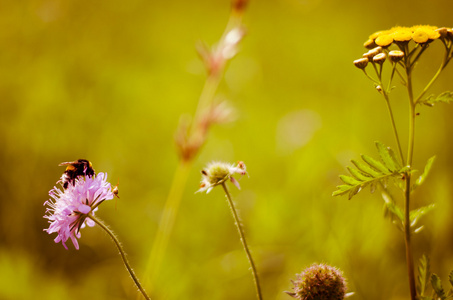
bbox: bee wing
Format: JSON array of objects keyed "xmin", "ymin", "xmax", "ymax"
[{"xmin": 58, "ymin": 160, "xmax": 78, "ymax": 166}]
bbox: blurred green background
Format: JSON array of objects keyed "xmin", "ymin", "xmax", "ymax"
[{"xmin": 2, "ymin": 0, "xmax": 453, "ymax": 299}]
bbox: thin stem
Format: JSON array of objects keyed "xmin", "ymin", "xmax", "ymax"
[
  {"xmin": 404, "ymin": 67, "xmax": 416, "ymax": 300},
  {"xmin": 383, "ymin": 94, "xmax": 405, "ymax": 165},
  {"xmin": 404, "ymin": 174, "xmax": 416, "ymax": 300},
  {"xmin": 221, "ymin": 183, "xmax": 263, "ymax": 300},
  {"xmin": 88, "ymin": 213, "xmax": 151, "ymax": 300},
  {"xmin": 142, "ymin": 161, "xmax": 191, "ymax": 292},
  {"xmin": 143, "ymin": 9, "xmax": 245, "ymax": 294},
  {"xmin": 415, "ymin": 55, "xmax": 449, "ymax": 104}
]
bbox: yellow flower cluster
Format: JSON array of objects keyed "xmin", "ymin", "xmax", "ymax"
[{"xmin": 364, "ymin": 25, "xmax": 453, "ymax": 48}]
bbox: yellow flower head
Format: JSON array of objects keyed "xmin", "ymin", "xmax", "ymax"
[
  {"xmin": 411, "ymin": 25, "xmax": 440, "ymax": 42},
  {"xmin": 412, "ymin": 29, "xmax": 429, "ymax": 43},
  {"xmin": 375, "ymin": 35, "xmax": 393, "ymax": 47},
  {"xmin": 393, "ymin": 28, "xmax": 412, "ymax": 42}
]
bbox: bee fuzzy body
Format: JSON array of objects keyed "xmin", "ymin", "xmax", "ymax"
[{"xmin": 58, "ymin": 159, "xmax": 95, "ymax": 189}]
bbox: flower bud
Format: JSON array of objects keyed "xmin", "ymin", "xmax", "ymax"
[
  {"xmin": 436, "ymin": 27, "xmax": 449, "ymax": 39},
  {"xmin": 353, "ymin": 57, "xmax": 368, "ymax": 69},
  {"xmin": 373, "ymin": 52, "xmax": 386, "ymax": 64},
  {"xmin": 389, "ymin": 50, "xmax": 404, "ymax": 63},
  {"xmin": 363, "ymin": 46, "xmax": 382, "ymax": 59},
  {"xmin": 363, "ymin": 39, "xmax": 376, "ymax": 49}
]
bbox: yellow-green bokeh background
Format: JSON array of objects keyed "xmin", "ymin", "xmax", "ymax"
[{"xmin": 2, "ymin": 0, "xmax": 453, "ymax": 299}]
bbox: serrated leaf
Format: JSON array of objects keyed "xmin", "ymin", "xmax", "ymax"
[
  {"xmin": 347, "ymin": 166, "xmax": 372, "ymax": 181},
  {"xmin": 361, "ymin": 154, "xmax": 390, "ymax": 174},
  {"xmin": 334, "ymin": 150, "xmax": 404, "ymax": 199},
  {"xmin": 410, "ymin": 204, "xmax": 435, "ymax": 227},
  {"xmin": 348, "ymin": 185, "xmax": 361, "ymax": 200},
  {"xmin": 340, "ymin": 175, "xmax": 362, "ymax": 186},
  {"xmin": 382, "ymin": 191, "xmax": 404, "ymax": 222},
  {"xmin": 418, "ymin": 255, "xmax": 431, "ymax": 297},
  {"xmin": 376, "ymin": 141, "xmax": 402, "ymax": 172},
  {"xmin": 423, "ymin": 91, "xmax": 453, "ymax": 106},
  {"xmin": 351, "ymin": 159, "xmax": 382, "ymax": 178},
  {"xmin": 432, "ymin": 273, "xmax": 447, "ymax": 300},
  {"xmin": 413, "ymin": 156, "xmax": 436, "ymax": 191}
]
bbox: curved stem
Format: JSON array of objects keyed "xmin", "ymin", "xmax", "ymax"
[
  {"xmin": 88, "ymin": 213, "xmax": 151, "ymax": 300},
  {"xmin": 221, "ymin": 183, "xmax": 263, "ymax": 300}
]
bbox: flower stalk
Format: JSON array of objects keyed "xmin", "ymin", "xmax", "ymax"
[
  {"xmin": 221, "ymin": 182, "xmax": 263, "ymax": 300},
  {"xmin": 88, "ymin": 213, "xmax": 151, "ymax": 300}
]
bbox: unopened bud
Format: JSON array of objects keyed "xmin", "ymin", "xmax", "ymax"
[
  {"xmin": 363, "ymin": 39, "xmax": 376, "ymax": 49},
  {"xmin": 353, "ymin": 57, "xmax": 369, "ymax": 69},
  {"xmin": 448, "ymin": 28, "xmax": 453, "ymax": 40},
  {"xmin": 376, "ymin": 85, "xmax": 383, "ymax": 93},
  {"xmin": 389, "ymin": 50, "xmax": 404, "ymax": 63},
  {"xmin": 436, "ymin": 27, "xmax": 449, "ymax": 39},
  {"xmin": 363, "ymin": 46, "xmax": 382, "ymax": 59},
  {"xmin": 373, "ymin": 52, "xmax": 386, "ymax": 64}
]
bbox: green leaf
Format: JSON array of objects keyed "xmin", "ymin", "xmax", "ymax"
[
  {"xmin": 382, "ymin": 192, "xmax": 404, "ymax": 222},
  {"xmin": 418, "ymin": 255, "xmax": 431, "ymax": 297},
  {"xmin": 432, "ymin": 273, "xmax": 447, "ymax": 300},
  {"xmin": 410, "ymin": 204, "xmax": 436, "ymax": 227},
  {"xmin": 333, "ymin": 145, "xmax": 405, "ymax": 199},
  {"xmin": 423, "ymin": 91, "xmax": 453, "ymax": 106},
  {"xmin": 375, "ymin": 141, "xmax": 402, "ymax": 172},
  {"xmin": 351, "ymin": 159, "xmax": 382, "ymax": 178},
  {"xmin": 413, "ymin": 156, "xmax": 436, "ymax": 191},
  {"xmin": 340, "ymin": 175, "xmax": 362, "ymax": 186},
  {"xmin": 361, "ymin": 154, "xmax": 390, "ymax": 174},
  {"xmin": 347, "ymin": 166, "xmax": 372, "ymax": 181}
]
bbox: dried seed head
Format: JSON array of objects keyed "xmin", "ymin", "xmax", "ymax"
[
  {"xmin": 373, "ymin": 52, "xmax": 386, "ymax": 64},
  {"xmin": 353, "ymin": 57, "xmax": 369, "ymax": 69},
  {"xmin": 286, "ymin": 264, "xmax": 347, "ymax": 300},
  {"xmin": 389, "ymin": 50, "xmax": 404, "ymax": 63}
]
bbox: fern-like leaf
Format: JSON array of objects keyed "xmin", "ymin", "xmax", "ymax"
[
  {"xmin": 422, "ymin": 91, "xmax": 453, "ymax": 107},
  {"xmin": 418, "ymin": 255, "xmax": 431, "ymax": 297},
  {"xmin": 333, "ymin": 142, "xmax": 404, "ymax": 199},
  {"xmin": 432, "ymin": 273, "xmax": 447, "ymax": 300},
  {"xmin": 413, "ymin": 156, "xmax": 436, "ymax": 191},
  {"xmin": 376, "ymin": 141, "xmax": 402, "ymax": 172},
  {"xmin": 410, "ymin": 204, "xmax": 436, "ymax": 228}
]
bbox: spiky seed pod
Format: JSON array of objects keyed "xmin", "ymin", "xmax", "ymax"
[{"xmin": 286, "ymin": 263, "xmax": 347, "ymax": 300}]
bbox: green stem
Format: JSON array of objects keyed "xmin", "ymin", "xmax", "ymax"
[
  {"xmin": 415, "ymin": 55, "xmax": 449, "ymax": 105},
  {"xmin": 88, "ymin": 213, "xmax": 151, "ymax": 300},
  {"xmin": 221, "ymin": 183, "xmax": 263, "ymax": 300},
  {"xmin": 404, "ymin": 68, "xmax": 416, "ymax": 300},
  {"xmin": 143, "ymin": 161, "xmax": 191, "ymax": 292},
  {"xmin": 383, "ymin": 94, "xmax": 405, "ymax": 165}
]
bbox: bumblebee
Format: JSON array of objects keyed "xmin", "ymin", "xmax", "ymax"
[{"xmin": 58, "ymin": 159, "xmax": 95, "ymax": 189}]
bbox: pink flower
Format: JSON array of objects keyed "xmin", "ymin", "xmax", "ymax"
[{"xmin": 44, "ymin": 173, "xmax": 114, "ymax": 250}]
